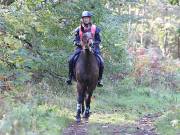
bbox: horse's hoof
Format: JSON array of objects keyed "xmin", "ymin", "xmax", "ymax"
[
  {"xmin": 83, "ymin": 112, "xmax": 90, "ymax": 118},
  {"xmin": 76, "ymin": 115, "xmax": 81, "ymax": 123},
  {"xmin": 76, "ymin": 117, "xmax": 81, "ymax": 123}
]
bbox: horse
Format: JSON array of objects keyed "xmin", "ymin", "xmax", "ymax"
[{"xmin": 74, "ymin": 32, "xmax": 99, "ymax": 122}]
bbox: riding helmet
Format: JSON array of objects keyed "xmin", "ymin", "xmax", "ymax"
[{"xmin": 82, "ymin": 11, "xmax": 92, "ymax": 18}]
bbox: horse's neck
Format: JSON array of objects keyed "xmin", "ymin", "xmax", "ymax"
[{"xmin": 81, "ymin": 50, "xmax": 93, "ymax": 67}]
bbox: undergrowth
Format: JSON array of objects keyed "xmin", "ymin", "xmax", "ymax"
[{"xmin": 0, "ymin": 83, "xmax": 75, "ymax": 135}]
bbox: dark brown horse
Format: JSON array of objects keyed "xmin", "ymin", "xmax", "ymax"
[{"xmin": 75, "ymin": 32, "xmax": 99, "ymax": 122}]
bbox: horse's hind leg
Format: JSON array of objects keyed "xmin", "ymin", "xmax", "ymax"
[{"xmin": 83, "ymin": 92, "xmax": 92, "ymax": 118}]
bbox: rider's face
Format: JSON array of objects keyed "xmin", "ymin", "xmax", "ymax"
[{"xmin": 82, "ymin": 17, "xmax": 91, "ymax": 24}]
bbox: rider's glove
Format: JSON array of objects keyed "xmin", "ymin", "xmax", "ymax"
[{"xmin": 74, "ymin": 42, "xmax": 81, "ymax": 47}]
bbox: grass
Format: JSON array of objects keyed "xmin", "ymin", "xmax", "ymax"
[
  {"xmin": 0, "ymin": 104, "xmax": 72, "ymax": 135},
  {"xmin": 92, "ymin": 77, "xmax": 180, "ymax": 115},
  {"xmin": 0, "ymin": 82, "xmax": 75, "ymax": 135},
  {"xmin": 88, "ymin": 76, "xmax": 180, "ymax": 135},
  {"xmin": 155, "ymin": 108, "xmax": 180, "ymax": 135},
  {"xmin": 0, "ymin": 76, "xmax": 180, "ymax": 135}
]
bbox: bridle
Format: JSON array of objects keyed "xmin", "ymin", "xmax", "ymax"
[{"xmin": 81, "ymin": 32, "xmax": 94, "ymax": 52}]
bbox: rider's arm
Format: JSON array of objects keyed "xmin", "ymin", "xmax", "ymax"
[
  {"xmin": 93, "ymin": 27, "xmax": 101, "ymax": 46},
  {"xmin": 73, "ymin": 27, "xmax": 81, "ymax": 47}
]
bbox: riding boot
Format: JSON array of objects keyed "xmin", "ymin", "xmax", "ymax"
[
  {"xmin": 66, "ymin": 58, "xmax": 74, "ymax": 85},
  {"xmin": 66, "ymin": 72, "xmax": 73, "ymax": 85},
  {"xmin": 97, "ymin": 64, "xmax": 104, "ymax": 87}
]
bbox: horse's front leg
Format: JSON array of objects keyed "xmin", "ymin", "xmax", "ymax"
[
  {"xmin": 76, "ymin": 84, "xmax": 85, "ymax": 122},
  {"xmin": 82, "ymin": 93, "xmax": 85, "ymax": 115},
  {"xmin": 83, "ymin": 92, "xmax": 92, "ymax": 118}
]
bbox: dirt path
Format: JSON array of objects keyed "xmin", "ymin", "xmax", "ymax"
[
  {"xmin": 63, "ymin": 112, "xmax": 162, "ymax": 135},
  {"xmin": 63, "ymin": 118, "xmax": 89, "ymax": 135}
]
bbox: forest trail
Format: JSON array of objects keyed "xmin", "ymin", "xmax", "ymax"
[
  {"xmin": 63, "ymin": 112, "xmax": 162, "ymax": 135},
  {"xmin": 63, "ymin": 119, "xmax": 88, "ymax": 135}
]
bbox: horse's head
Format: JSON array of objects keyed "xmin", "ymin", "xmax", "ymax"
[{"xmin": 81, "ymin": 32, "xmax": 93, "ymax": 52}]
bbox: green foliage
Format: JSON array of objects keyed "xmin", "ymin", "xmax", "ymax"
[
  {"xmin": 1, "ymin": 1, "xmax": 180, "ymax": 134},
  {"xmin": 1, "ymin": 75, "xmax": 180, "ymax": 134},
  {"xmin": 1, "ymin": 0, "xmax": 132, "ymax": 88},
  {"xmin": 0, "ymin": 0, "xmax": 14, "ymax": 5},
  {"xmin": 100, "ymin": 13, "xmax": 132, "ymax": 74},
  {"xmin": 0, "ymin": 105, "xmax": 71, "ymax": 135},
  {"xmin": 89, "ymin": 76, "xmax": 180, "ymax": 134},
  {"xmin": 177, "ymin": 27, "xmax": 180, "ymax": 35},
  {"xmin": 168, "ymin": 0, "xmax": 179, "ymax": 5},
  {"xmin": 156, "ymin": 109, "xmax": 180, "ymax": 135},
  {"xmin": 92, "ymin": 76, "xmax": 180, "ymax": 115},
  {"xmin": 1, "ymin": 1, "xmax": 76, "ymax": 85},
  {"xmin": 0, "ymin": 84, "xmax": 74, "ymax": 135}
]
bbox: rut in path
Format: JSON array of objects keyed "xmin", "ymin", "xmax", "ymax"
[{"xmin": 62, "ymin": 112, "xmax": 162, "ymax": 135}]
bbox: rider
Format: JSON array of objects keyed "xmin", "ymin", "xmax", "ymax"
[{"xmin": 66, "ymin": 11, "xmax": 104, "ymax": 87}]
